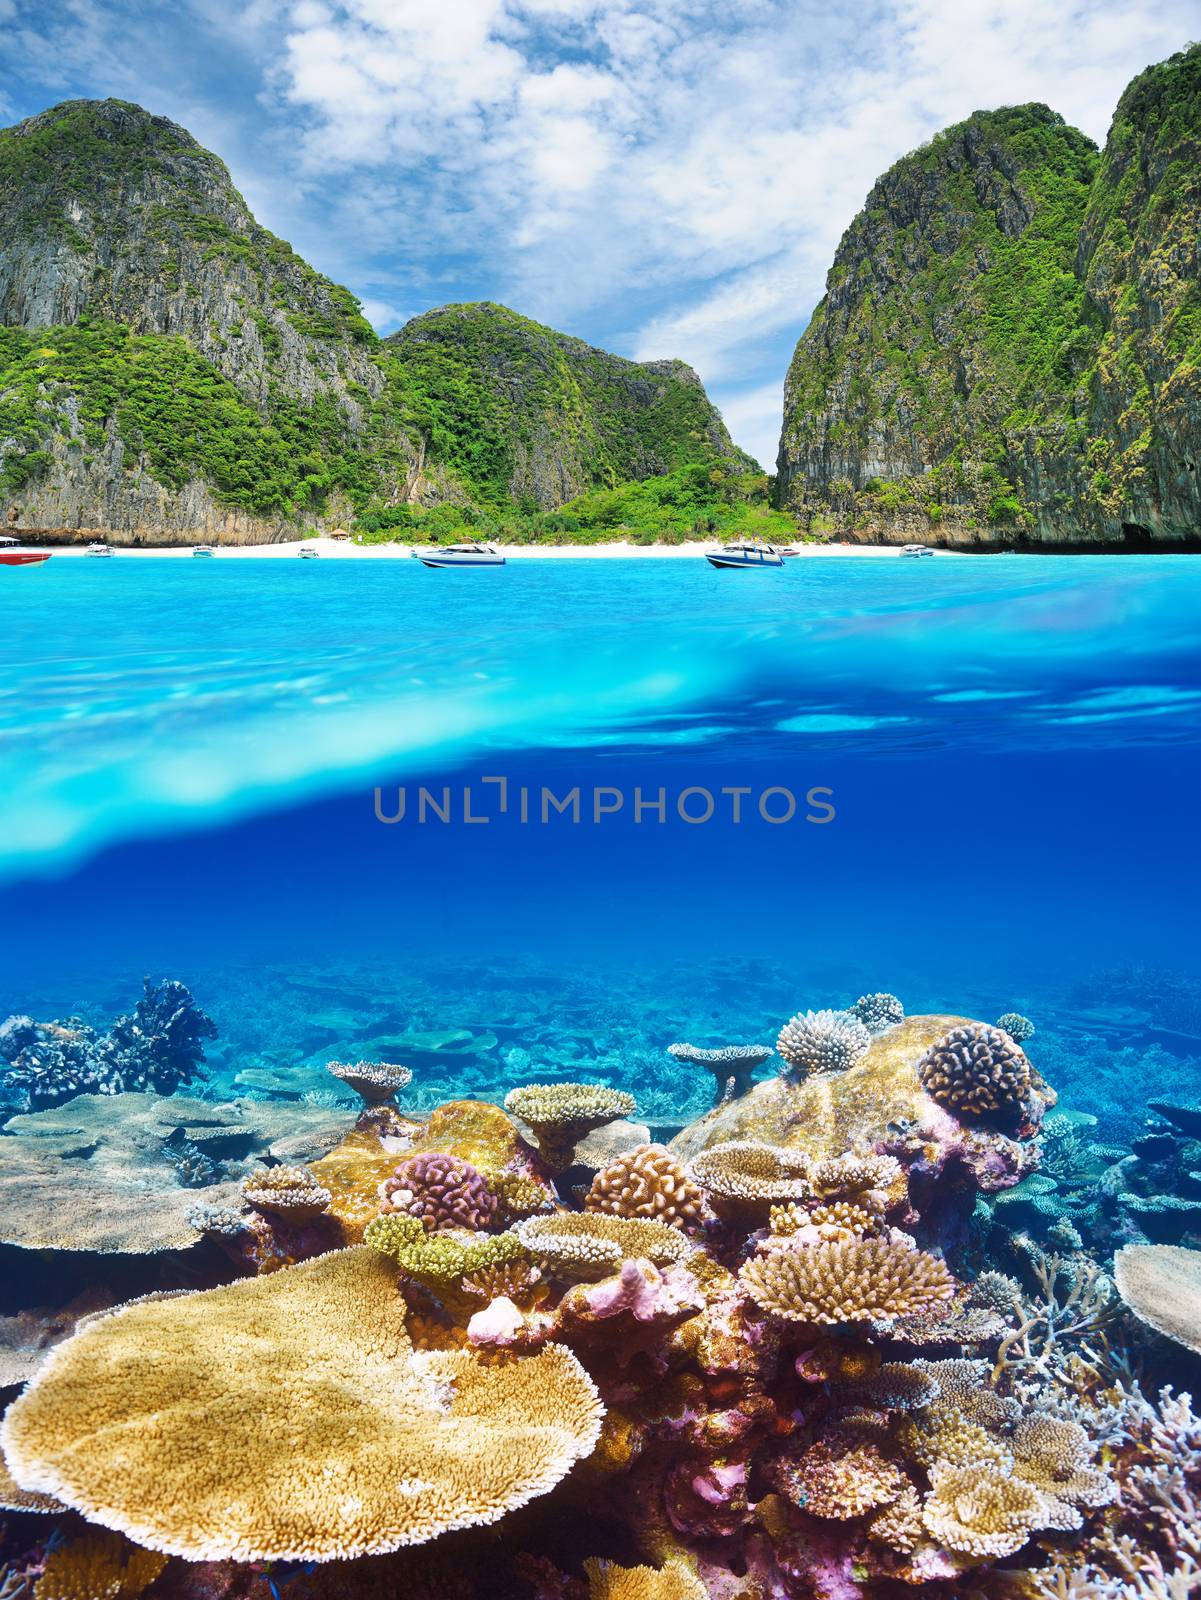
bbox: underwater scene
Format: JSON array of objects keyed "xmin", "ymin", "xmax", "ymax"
[{"xmin": 1, "ymin": 553, "xmax": 1201, "ymax": 1599}]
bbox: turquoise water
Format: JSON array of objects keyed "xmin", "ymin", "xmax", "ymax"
[{"xmin": 1, "ymin": 553, "xmax": 1199, "ymax": 1119}]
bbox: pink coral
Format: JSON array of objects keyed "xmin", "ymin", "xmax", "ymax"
[{"xmin": 377, "ymin": 1151, "xmax": 499, "ymax": 1231}]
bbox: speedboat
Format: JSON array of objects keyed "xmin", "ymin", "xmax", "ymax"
[
  {"xmin": 413, "ymin": 542, "xmax": 506, "ymax": 568},
  {"xmin": 85, "ymin": 542, "xmax": 113, "ymax": 557},
  {"xmin": 706, "ymin": 541, "xmax": 783, "ymax": 569},
  {"xmin": 298, "ymin": 545, "xmax": 319, "ymax": 558},
  {"xmin": 0, "ymin": 535, "xmax": 51, "ymax": 567},
  {"xmin": 193, "ymin": 544, "xmax": 216, "ymax": 558},
  {"xmin": 900, "ymin": 543, "xmax": 934, "ymax": 557}
]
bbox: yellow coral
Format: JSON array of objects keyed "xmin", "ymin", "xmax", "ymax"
[
  {"xmin": 492, "ymin": 1172, "xmax": 554, "ymax": 1223},
  {"xmin": 739, "ymin": 1239, "xmax": 955, "ymax": 1324},
  {"xmin": 515, "ymin": 1212, "xmax": 692, "ymax": 1280},
  {"xmin": 364, "ymin": 1212, "xmax": 528, "ymax": 1304},
  {"xmin": 921, "ymin": 1462, "xmax": 1047, "ymax": 1558},
  {"xmin": 503, "ymin": 1083, "xmax": 636, "ymax": 1170},
  {"xmin": 584, "ymin": 1558, "xmax": 709, "ymax": 1599},
  {"xmin": 770, "ymin": 1200, "xmax": 878, "ymax": 1240},
  {"xmin": 586, "ymin": 1144, "xmax": 705, "ymax": 1231},
  {"xmin": 2, "ymin": 1246, "xmax": 603, "ymax": 1562},
  {"xmin": 34, "ymin": 1531, "xmax": 166, "ymax": 1600}
]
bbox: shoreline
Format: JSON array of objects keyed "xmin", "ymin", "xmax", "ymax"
[{"xmin": 30, "ymin": 536, "xmax": 960, "ymax": 559}]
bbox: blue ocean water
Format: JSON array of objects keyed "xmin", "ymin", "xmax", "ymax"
[{"xmin": 1, "ymin": 553, "xmax": 1199, "ymax": 1124}]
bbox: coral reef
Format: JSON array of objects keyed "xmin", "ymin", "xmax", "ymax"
[
  {"xmin": 776, "ymin": 1008, "xmax": 870, "ymax": 1083},
  {"xmin": 684, "ymin": 1140, "xmax": 812, "ymax": 1217},
  {"xmin": 378, "ymin": 1152, "xmax": 500, "ymax": 1232},
  {"xmin": 504, "ymin": 1084, "xmax": 636, "ymax": 1171},
  {"xmin": 665, "ymin": 1043, "xmax": 773, "ymax": 1106},
  {"xmin": 34, "ymin": 1530, "xmax": 166, "ymax": 1600},
  {"xmin": 584, "ymin": 1145, "xmax": 705, "ymax": 1231},
  {"xmin": 851, "ymin": 993, "xmax": 905, "ymax": 1034},
  {"xmin": 583, "ymin": 1558, "xmax": 708, "ymax": 1599},
  {"xmin": 917, "ymin": 1023, "xmax": 1031, "ymax": 1117}
]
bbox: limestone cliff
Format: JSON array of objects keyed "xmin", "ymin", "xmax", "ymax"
[{"xmin": 777, "ymin": 47, "xmax": 1201, "ymax": 548}]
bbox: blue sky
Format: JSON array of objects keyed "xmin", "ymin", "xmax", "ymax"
[{"xmin": 0, "ymin": 2, "xmax": 1194, "ymax": 467}]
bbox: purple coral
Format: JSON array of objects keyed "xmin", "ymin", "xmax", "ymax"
[{"xmin": 378, "ymin": 1152, "xmax": 499, "ymax": 1232}]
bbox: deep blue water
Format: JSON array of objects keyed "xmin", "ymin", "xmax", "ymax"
[{"xmin": 1, "ymin": 553, "xmax": 1199, "ymax": 1119}]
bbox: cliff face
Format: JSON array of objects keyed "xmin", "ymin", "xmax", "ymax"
[
  {"xmin": 777, "ymin": 47, "xmax": 1201, "ymax": 548},
  {"xmin": 0, "ymin": 102, "xmax": 744, "ymax": 540},
  {"xmin": 386, "ymin": 302, "xmax": 754, "ymax": 509}
]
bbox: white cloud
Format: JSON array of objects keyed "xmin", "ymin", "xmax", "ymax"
[{"xmin": 712, "ymin": 380, "xmax": 786, "ymax": 473}]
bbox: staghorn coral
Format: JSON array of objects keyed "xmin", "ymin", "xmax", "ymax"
[
  {"xmin": 1, "ymin": 1246, "xmax": 603, "ymax": 1562},
  {"xmin": 665, "ymin": 1043, "xmax": 773, "ymax": 1106},
  {"xmin": 1113, "ymin": 1243, "xmax": 1201, "ymax": 1354},
  {"xmin": 325, "ymin": 1059, "xmax": 412, "ymax": 1106},
  {"xmin": 740, "ymin": 1238, "xmax": 956, "ymax": 1324},
  {"xmin": 583, "ymin": 1558, "xmax": 709, "ymax": 1599},
  {"xmin": 996, "ymin": 1012, "xmax": 1035, "ymax": 1044},
  {"xmin": 378, "ymin": 1152, "xmax": 499, "ymax": 1232},
  {"xmin": 922, "ymin": 1461, "xmax": 1049, "ymax": 1558},
  {"xmin": 504, "ymin": 1083, "xmax": 636, "ymax": 1171},
  {"xmin": 34, "ymin": 1531, "xmax": 166, "ymax": 1600},
  {"xmin": 777, "ymin": 1428, "xmax": 908, "ymax": 1518},
  {"xmin": 515, "ymin": 1212, "xmax": 692, "ymax": 1280},
  {"xmin": 851, "ymin": 993, "xmax": 905, "ymax": 1034},
  {"xmin": 990, "ymin": 1255, "xmax": 1121, "ymax": 1384},
  {"xmin": 685, "ymin": 1141, "xmax": 812, "ymax": 1214},
  {"xmin": 241, "ymin": 1164, "xmax": 332, "ymax": 1223},
  {"xmin": 917, "ymin": 1023, "xmax": 1031, "ymax": 1117},
  {"xmin": 776, "ymin": 1008, "xmax": 870, "ymax": 1083},
  {"xmin": 585, "ymin": 1144, "xmax": 705, "ymax": 1230}
]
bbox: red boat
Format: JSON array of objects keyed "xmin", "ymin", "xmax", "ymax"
[{"xmin": 0, "ymin": 535, "xmax": 51, "ymax": 566}]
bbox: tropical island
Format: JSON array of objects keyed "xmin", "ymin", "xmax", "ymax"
[{"xmin": 0, "ymin": 43, "xmax": 1197, "ymax": 550}]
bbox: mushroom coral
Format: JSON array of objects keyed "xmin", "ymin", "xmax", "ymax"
[
  {"xmin": 0, "ymin": 1246, "xmax": 603, "ymax": 1563},
  {"xmin": 583, "ymin": 1558, "xmax": 709, "ymax": 1599},
  {"xmin": 585, "ymin": 1144, "xmax": 705, "ymax": 1231},
  {"xmin": 739, "ymin": 1239, "xmax": 955, "ymax": 1324},
  {"xmin": 1113, "ymin": 1243, "xmax": 1201, "ymax": 1354},
  {"xmin": 504, "ymin": 1084, "xmax": 636, "ymax": 1171}
]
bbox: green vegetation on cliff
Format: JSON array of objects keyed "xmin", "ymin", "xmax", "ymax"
[{"xmin": 778, "ymin": 46, "xmax": 1201, "ymax": 547}]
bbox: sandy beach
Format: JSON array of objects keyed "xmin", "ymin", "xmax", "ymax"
[{"xmin": 40, "ymin": 536, "xmax": 957, "ymax": 559}]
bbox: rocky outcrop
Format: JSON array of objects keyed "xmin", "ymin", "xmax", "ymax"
[
  {"xmin": 387, "ymin": 302, "xmax": 754, "ymax": 509},
  {"xmin": 0, "ymin": 101, "xmax": 747, "ymax": 540},
  {"xmin": 776, "ymin": 47, "xmax": 1201, "ymax": 549}
]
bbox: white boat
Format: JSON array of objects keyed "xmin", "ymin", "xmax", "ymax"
[
  {"xmin": 298, "ymin": 545, "xmax": 319, "ymax": 559},
  {"xmin": 900, "ymin": 543, "xmax": 935, "ymax": 557},
  {"xmin": 413, "ymin": 542, "xmax": 506, "ymax": 568},
  {"xmin": 85, "ymin": 542, "xmax": 113, "ymax": 558},
  {"xmin": 705, "ymin": 541, "xmax": 783, "ymax": 569},
  {"xmin": 193, "ymin": 545, "xmax": 216, "ymax": 558}
]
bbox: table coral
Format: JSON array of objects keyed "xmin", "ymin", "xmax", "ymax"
[
  {"xmin": 516, "ymin": 1212, "xmax": 692, "ymax": 1280},
  {"xmin": 33, "ymin": 1530, "xmax": 166, "ymax": 1600},
  {"xmin": 665, "ymin": 1043, "xmax": 773, "ymax": 1106},
  {"xmin": 920, "ymin": 1461, "xmax": 1050, "ymax": 1558},
  {"xmin": 685, "ymin": 1141, "xmax": 813, "ymax": 1217},
  {"xmin": 241, "ymin": 1164, "xmax": 332, "ymax": 1223},
  {"xmin": 325, "ymin": 1059, "xmax": 412, "ymax": 1106},
  {"xmin": 504, "ymin": 1083, "xmax": 637, "ymax": 1171},
  {"xmin": 583, "ymin": 1557, "xmax": 708, "ymax": 1598},
  {"xmin": 1113, "ymin": 1242, "xmax": 1201, "ymax": 1353},
  {"xmin": 585, "ymin": 1144, "xmax": 705, "ymax": 1230},
  {"xmin": 1, "ymin": 1247, "xmax": 603, "ymax": 1562}
]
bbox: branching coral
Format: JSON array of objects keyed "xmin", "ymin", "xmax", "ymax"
[
  {"xmin": 1, "ymin": 1246, "xmax": 604, "ymax": 1562},
  {"xmin": 241, "ymin": 1164, "xmax": 332, "ymax": 1223},
  {"xmin": 378, "ymin": 1152, "xmax": 499, "ymax": 1232},
  {"xmin": 364, "ymin": 1212, "xmax": 526, "ymax": 1302},
  {"xmin": 515, "ymin": 1212, "xmax": 692, "ymax": 1280},
  {"xmin": 504, "ymin": 1083, "xmax": 636, "ymax": 1171},
  {"xmin": 989, "ymin": 1255, "xmax": 1121, "ymax": 1384},
  {"xmin": 776, "ymin": 1009, "xmax": 870, "ymax": 1083},
  {"xmin": 585, "ymin": 1144, "xmax": 705, "ymax": 1230},
  {"xmin": 740, "ymin": 1238, "xmax": 955, "ymax": 1324},
  {"xmin": 666, "ymin": 1043, "xmax": 773, "ymax": 1106},
  {"xmin": 325, "ymin": 1059, "xmax": 412, "ymax": 1105},
  {"xmin": 917, "ymin": 1023, "xmax": 1031, "ymax": 1117},
  {"xmin": 996, "ymin": 1012, "xmax": 1035, "ymax": 1044},
  {"xmin": 685, "ymin": 1141, "xmax": 812, "ymax": 1215},
  {"xmin": 851, "ymin": 993, "xmax": 905, "ymax": 1034}
]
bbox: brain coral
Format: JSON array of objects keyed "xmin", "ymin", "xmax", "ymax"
[
  {"xmin": 776, "ymin": 1009, "xmax": 870, "ymax": 1083},
  {"xmin": 921, "ymin": 1461, "xmax": 1047, "ymax": 1558},
  {"xmin": 0, "ymin": 1246, "xmax": 603, "ymax": 1562},
  {"xmin": 739, "ymin": 1239, "xmax": 955, "ymax": 1324},
  {"xmin": 379, "ymin": 1152, "xmax": 499, "ymax": 1232},
  {"xmin": 585, "ymin": 1144, "xmax": 705, "ymax": 1230},
  {"xmin": 1113, "ymin": 1243, "xmax": 1201, "ymax": 1354},
  {"xmin": 917, "ymin": 1024, "xmax": 1030, "ymax": 1117},
  {"xmin": 851, "ymin": 993, "xmax": 905, "ymax": 1034},
  {"xmin": 583, "ymin": 1558, "xmax": 709, "ymax": 1599},
  {"xmin": 504, "ymin": 1084, "xmax": 636, "ymax": 1170},
  {"xmin": 515, "ymin": 1213, "xmax": 692, "ymax": 1280}
]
